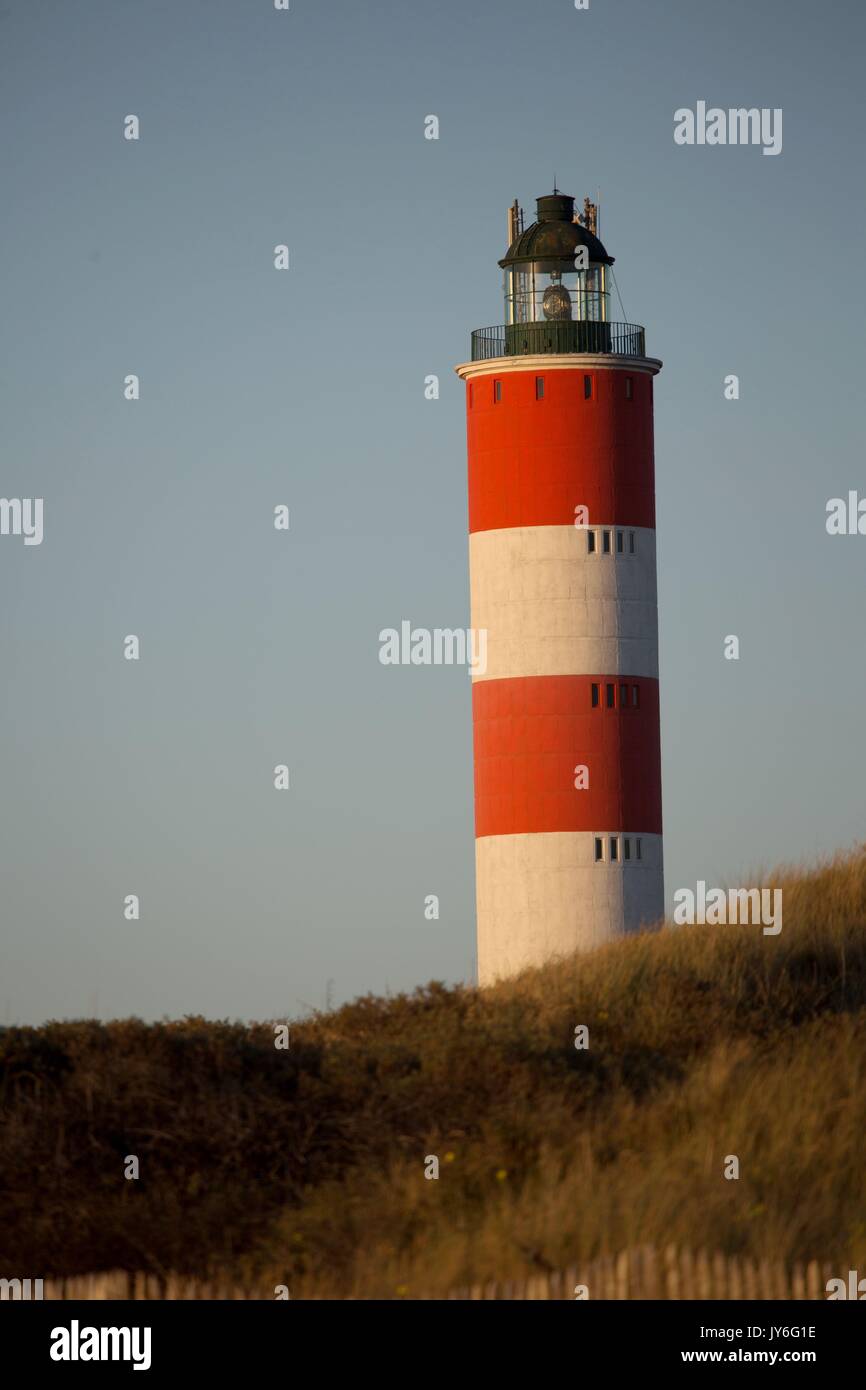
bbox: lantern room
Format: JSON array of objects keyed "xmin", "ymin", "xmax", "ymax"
[{"xmin": 499, "ymin": 191, "xmax": 615, "ymax": 355}]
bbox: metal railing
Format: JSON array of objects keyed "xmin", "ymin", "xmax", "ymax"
[{"xmin": 471, "ymin": 321, "xmax": 647, "ymax": 361}]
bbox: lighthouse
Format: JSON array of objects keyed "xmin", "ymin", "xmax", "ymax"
[{"xmin": 456, "ymin": 190, "xmax": 664, "ymax": 985}]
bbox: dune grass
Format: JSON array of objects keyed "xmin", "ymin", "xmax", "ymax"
[{"xmin": 2, "ymin": 847, "xmax": 866, "ymax": 1297}]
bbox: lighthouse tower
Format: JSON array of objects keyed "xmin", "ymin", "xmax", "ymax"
[{"xmin": 456, "ymin": 190, "xmax": 664, "ymax": 986}]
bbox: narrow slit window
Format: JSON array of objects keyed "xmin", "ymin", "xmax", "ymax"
[
  {"xmin": 587, "ymin": 529, "xmax": 596, "ymax": 554},
  {"xmin": 636, "ymin": 838, "xmax": 642, "ymax": 861},
  {"xmin": 616, "ymin": 530, "xmax": 624, "ymax": 553},
  {"xmin": 602, "ymin": 529, "xmax": 611, "ymax": 553},
  {"xmin": 591, "ymin": 682, "xmax": 599, "ymax": 708},
  {"xmin": 610, "ymin": 837, "xmax": 618, "ymax": 862},
  {"xmin": 625, "ymin": 376, "xmax": 633, "ymax": 400},
  {"xmin": 493, "ymin": 380, "xmax": 502, "ymax": 403},
  {"xmin": 620, "ymin": 683, "xmax": 628, "ymax": 708},
  {"xmin": 535, "ymin": 376, "xmax": 544, "ymax": 400},
  {"xmin": 632, "ymin": 684, "xmax": 640, "ymax": 708},
  {"xmin": 584, "ymin": 374, "xmax": 592, "ymax": 400},
  {"xmin": 606, "ymin": 683, "xmax": 614, "ymax": 709},
  {"xmin": 629, "ymin": 531, "xmax": 635, "ymax": 554},
  {"xmin": 624, "ymin": 838, "xmax": 631, "ymax": 861},
  {"xmin": 595, "ymin": 837, "xmax": 604, "ymax": 862}
]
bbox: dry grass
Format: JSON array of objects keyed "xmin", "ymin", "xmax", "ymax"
[{"xmin": 2, "ymin": 846, "xmax": 866, "ymax": 1298}]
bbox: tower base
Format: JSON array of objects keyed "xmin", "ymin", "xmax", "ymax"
[{"xmin": 475, "ymin": 831, "xmax": 663, "ymax": 986}]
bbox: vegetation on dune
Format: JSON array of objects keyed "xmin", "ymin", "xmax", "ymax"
[{"xmin": 2, "ymin": 848, "xmax": 866, "ymax": 1297}]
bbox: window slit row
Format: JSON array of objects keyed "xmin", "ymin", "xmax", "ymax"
[
  {"xmin": 585, "ymin": 528, "xmax": 637, "ymax": 555},
  {"xmin": 595, "ymin": 835, "xmax": 645, "ymax": 865}
]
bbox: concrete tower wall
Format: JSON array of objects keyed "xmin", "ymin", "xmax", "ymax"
[{"xmin": 457, "ymin": 354, "xmax": 664, "ymax": 986}]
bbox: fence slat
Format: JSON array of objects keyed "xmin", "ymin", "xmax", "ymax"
[
  {"xmin": 696, "ymin": 1250, "xmax": 712, "ymax": 1300},
  {"xmin": 20, "ymin": 1248, "xmax": 843, "ymax": 1301},
  {"xmin": 664, "ymin": 1244, "xmax": 680, "ymax": 1300}
]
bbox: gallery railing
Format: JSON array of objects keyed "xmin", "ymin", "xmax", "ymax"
[{"xmin": 471, "ymin": 321, "xmax": 647, "ymax": 361}]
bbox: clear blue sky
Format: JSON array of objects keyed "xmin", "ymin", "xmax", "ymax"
[{"xmin": 2, "ymin": 0, "xmax": 865, "ymax": 1024}]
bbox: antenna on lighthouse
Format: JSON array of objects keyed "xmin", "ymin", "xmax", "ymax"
[{"xmin": 507, "ymin": 198, "xmax": 523, "ymax": 243}]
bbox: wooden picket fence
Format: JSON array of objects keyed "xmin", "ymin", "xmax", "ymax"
[
  {"xmin": 446, "ymin": 1248, "xmax": 838, "ymax": 1300},
  {"xmin": 14, "ymin": 1247, "xmax": 842, "ymax": 1300}
]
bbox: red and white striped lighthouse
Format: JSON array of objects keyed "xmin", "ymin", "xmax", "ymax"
[{"xmin": 456, "ymin": 190, "xmax": 664, "ymax": 985}]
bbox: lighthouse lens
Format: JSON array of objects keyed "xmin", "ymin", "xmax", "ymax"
[
  {"xmin": 542, "ymin": 283, "xmax": 572, "ymax": 320},
  {"xmin": 505, "ymin": 262, "xmax": 609, "ymax": 325}
]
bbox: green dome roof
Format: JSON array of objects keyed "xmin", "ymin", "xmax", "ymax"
[{"xmin": 499, "ymin": 192, "xmax": 614, "ymax": 268}]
